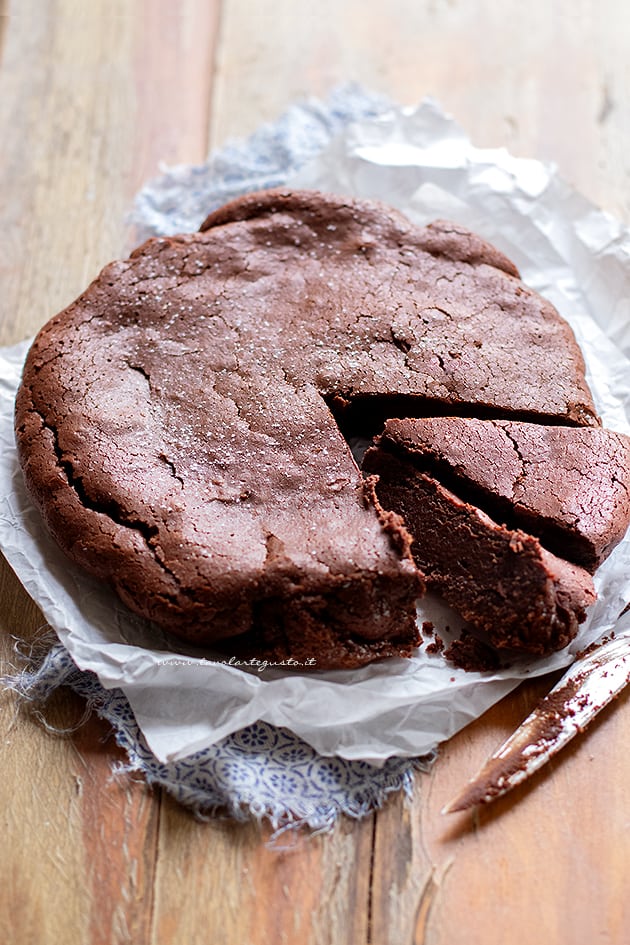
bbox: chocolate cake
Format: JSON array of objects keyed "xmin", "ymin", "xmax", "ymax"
[
  {"xmin": 375, "ymin": 417, "xmax": 630, "ymax": 572},
  {"xmin": 15, "ymin": 189, "xmax": 614, "ymax": 668},
  {"xmin": 362, "ymin": 449, "xmax": 597, "ymax": 654}
]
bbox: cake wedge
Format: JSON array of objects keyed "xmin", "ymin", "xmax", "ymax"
[
  {"xmin": 374, "ymin": 417, "xmax": 630, "ymax": 572},
  {"xmin": 363, "ymin": 425, "xmax": 607, "ymax": 654}
]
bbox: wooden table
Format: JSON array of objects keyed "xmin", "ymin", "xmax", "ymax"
[{"xmin": 1, "ymin": 3, "xmax": 629, "ymax": 942}]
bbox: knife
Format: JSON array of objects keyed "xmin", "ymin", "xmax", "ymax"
[{"xmin": 442, "ymin": 628, "xmax": 630, "ymax": 814}]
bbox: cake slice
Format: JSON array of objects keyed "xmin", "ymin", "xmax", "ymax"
[
  {"xmin": 375, "ymin": 417, "xmax": 630, "ymax": 572},
  {"xmin": 363, "ymin": 442, "xmax": 598, "ymax": 654}
]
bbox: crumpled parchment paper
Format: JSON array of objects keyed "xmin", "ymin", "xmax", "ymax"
[{"xmin": 1, "ymin": 98, "xmax": 629, "ymax": 765}]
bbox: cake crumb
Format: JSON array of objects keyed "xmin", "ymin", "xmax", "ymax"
[
  {"xmin": 425, "ymin": 633, "xmax": 444, "ymax": 655},
  {"xmin": 444, "ymin": 629, "xmax": 502, "ymax": 672}
]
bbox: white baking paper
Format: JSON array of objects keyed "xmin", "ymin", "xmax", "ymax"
[{"xmin": 1, "ymin": 100, "xmax": 630, "ymax": 765}]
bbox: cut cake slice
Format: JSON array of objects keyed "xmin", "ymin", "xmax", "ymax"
[
  {"xmin": 377, "ymin": 417, "xmax": 630, "ymax": 572},
  {"xmin": 363, "ymin": 426, "xmax": 604, "ymax": 654}
]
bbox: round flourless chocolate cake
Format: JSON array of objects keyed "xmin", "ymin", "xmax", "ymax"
[{"xmin": 15, "ymin": 189, "xmax": 627, "ymax": 669}]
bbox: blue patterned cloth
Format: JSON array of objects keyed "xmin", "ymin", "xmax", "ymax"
[{"xmin": 4, "ymin": 85, "xmax": 435, "ymax": 831}]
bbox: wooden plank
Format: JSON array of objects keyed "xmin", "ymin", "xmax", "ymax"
[
  {"xmin": 0, "ymin": 0, "xmax": 219, "ymax": 347},
  {"xmin": 0, "ymin": 3, "xmax": 7, "ymax": 57},
  {"xmin": 0, "ymin": 3, "xmax": 219, "ymax": 943},
  {"xmin": 151, "ymin": 800, "xmax": 373, "ymax": 945},
  {"xmin": 71, "ymin": 712, "xmax": 160, "ymax": 945},
  {"xmin": 370, "ymin": 679, "xmax": 557, "ymax": 945},
  {"xmin": 0, "ymin": 681, "xmax": 157, "ymax": 945}
]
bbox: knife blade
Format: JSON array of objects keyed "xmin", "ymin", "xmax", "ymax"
[{"xmin": 442, "ymin": 629, "xmax": 630, "ymax": 814}]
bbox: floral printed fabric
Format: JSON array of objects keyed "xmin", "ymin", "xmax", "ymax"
[{"xmin": 6, "ymin": 86, "xmax": 434, "ymax": 830}]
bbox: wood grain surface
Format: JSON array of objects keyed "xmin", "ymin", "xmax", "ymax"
[{"xmin": 1, "ymin": 3, "xmax": 629, "ymax": 943}]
